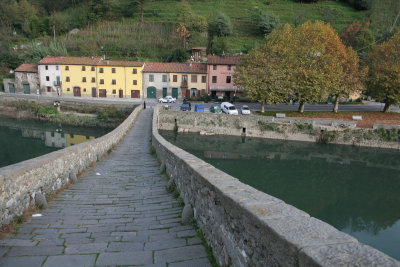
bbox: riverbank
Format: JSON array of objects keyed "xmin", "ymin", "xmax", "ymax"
[
  {"xmin": 0, "ymin": 97, "xmax": 136, "ymax": 128},
  {"xmin": 157, "ymin": 109, "xmax": 400, "ymax": 150}
]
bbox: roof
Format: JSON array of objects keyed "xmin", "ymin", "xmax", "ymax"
[
  {"xmin": 207, "ymin": 55, "xmax": 242, "ymax": 65},
  {"xmin": 38, "ymin": 56, "xmax": 68, "ymax": 65},
  {"xmin": 15, "ymin": 63, "xmax": 38, "ymax": 73},
  {"xmin": 97, "ymin": 59, "xmax": 144, "ymax": 67},
  {"xmin": 142, "ymin": 62, "xmax": 207, "ymax": 73},
  {"xmin": 38, "ymin": 56, "xmax": 144, "ymax": 67}
]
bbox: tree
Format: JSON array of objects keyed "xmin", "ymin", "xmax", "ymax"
[
  {"xmin": 257, "ymin": 11, "xmax": 280, "ymax": 35},
  {"xmin": 207, "ymin": 36, "xmax": 228, "ymax": 56},
  {"xmin": 340, "ymin": 21, "xmax": 375, "ymax": 53},
  {"xmin": 234, "ymin": 25, "xmax": 293, "ymax": 112},
  {"xmin": 166, "ymin": 48, "xmax": 189, "ymax": 62},
  {"xmin": 176, "ymin": 0, "xmax": 207, "ymax": 32},
  {"xmin": 289, "ymin": 21, "xmax": 358, "ymax": 113},
  {"xmin": 366, "ymin": 31, "xmax": 400, "ymax": 112},
  {"xmin": 208, "ymin": 12, "xmax": 232, "ymax": 37},
  {"xmin": 331, "ymin": 47, "xmax": 363, "ymax": 113}
]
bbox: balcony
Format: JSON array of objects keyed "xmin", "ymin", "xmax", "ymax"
[
  {"xmin": 53, "ymin": 81, "xmax": 62, "ymax": 86},
  {"xmin": 181, "ymin": 80, "xmax": 188, "ymax": 88}
]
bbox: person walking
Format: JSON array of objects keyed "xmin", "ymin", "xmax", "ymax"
[{"xmin": 143, "ymin": 101, "xmax": 146, "ymax": 109}]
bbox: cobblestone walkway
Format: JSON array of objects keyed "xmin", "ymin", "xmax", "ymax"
[{"xmin": 0, "ymin": 108, "xmax": 211, "ymax": 267}]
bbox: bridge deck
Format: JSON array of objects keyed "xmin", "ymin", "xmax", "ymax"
[{"xmin": 0, "ymin": 108, "xmax": 211, "ymax": 267}]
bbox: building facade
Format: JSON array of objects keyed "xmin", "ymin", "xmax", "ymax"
[
  {"xmin": 3, "ymin": 63, "xmax": 40, "ymax": 94},
  {"xmin": 143, "ymin": 62, "xmax": 207, "ymax": 99},
  {"xmin": 207, "ymin": 55, "xmax": 242, "ymax": 100},
  {"xmin": 38, "ymin": 57, "xmax": 64, "ymax": 96}
]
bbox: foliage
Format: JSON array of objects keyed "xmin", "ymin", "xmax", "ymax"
[
  {"xmin": 374, "ymin": 128, "xmax": 400, "ymax": 142},
  {"xmin": 257, "ymin": 11, "xmax": 280, "ymax": 35},
  {"xmin": 22, "ymin": 41, "xmax": 68, "ymax": 63},
  {"xmin": 175, "ymin": 0, "xmax": 207, "ymax": 32},
  {"xmin": 208, "ymin": 12, "xmax": 232, "ymax": 37},
  {"xmin": 366, "ymin": 31, "xmax": 400, "ymax": 112},
  {"xmin": 37, "ymin": 106, "xmax": 58, "ymax": 115},
  {"xmin": 340, "ymin": 21, "xmax": 375, "ymax": 52},
  {"xmin": 166, "ymin": 48, "xmax": 189, "ymax": 63},
  {"xmin": 234, "ymin": 24, "xmax": 292, "ymax": 112},
  {"xmin": 207, "ymin": 36, "xmax": 229, "ymax": 56}
]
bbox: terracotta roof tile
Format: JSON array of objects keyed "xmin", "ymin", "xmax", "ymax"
[
  {"xmin": 207, "ymin": 55, "xmax": 242, "ymax": 65},
  {"xmin": 15, "ymin": 63, "xmax": 38, "ymax": 73},
  {"xmin": 60, "ymin": 56, "xmax": 103, "ymax": 65},
  {"xmin": 38, "ymin": 56, "xmax": 67, "ymax": 65},
  {"xmin": 97, "ymin": 59, "xmax": 144, "ymax": 67},
  {"xmin": 143, "ymin": 62, "xmax": 206, "ymax": 73}
]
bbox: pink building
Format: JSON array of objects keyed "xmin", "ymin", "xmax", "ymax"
[{"xmin": 207, "ymin": 55, "xmax": 242, "ymax": 100}]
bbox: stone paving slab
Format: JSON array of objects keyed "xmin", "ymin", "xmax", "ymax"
[{"xmin": 0, "ymin": 109, "xmax": 210, "ymax": 266}]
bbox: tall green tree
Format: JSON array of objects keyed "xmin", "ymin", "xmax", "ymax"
[
  {"xmin": 366, "ymin": 31, "xmax": 400, "ymax": 112},
  {"xmin": 234, "ymin": 25, "xmax": 293, "ymax": 112}
]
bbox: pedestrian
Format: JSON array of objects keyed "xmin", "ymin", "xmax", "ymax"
[{"xmin": 143, "ymin": 101, "xmax": 146, "ymax": 109}]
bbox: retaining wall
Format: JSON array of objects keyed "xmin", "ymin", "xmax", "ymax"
[
  {"xmin": 0, "ymin": 105, "xmax": 143, "ymax": 228},
  {"xmin": 152, "ymin": 106, "xmax": 399, "ymax": 266},
  {"xmin": 158, "ymin": 110, "xmax": 400, "ymax": 149}
]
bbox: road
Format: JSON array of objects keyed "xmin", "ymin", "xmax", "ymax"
[{"xmin": 1, "ymin": 92, "xmax": 399, "ymax": 113}]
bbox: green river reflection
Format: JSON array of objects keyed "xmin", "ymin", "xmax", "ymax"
[
  {"xmin": 160, "ymin": 130, "xmax": 400, "ymax": 261},
  {"xmin": 0, "ymin": 117, "xmax": 112, "ymax": 168}
]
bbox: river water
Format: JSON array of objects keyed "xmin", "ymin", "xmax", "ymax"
[
  {"xmin": 160, "ymin": 130, "xmax": 400, "ymax": 261},
  {"xmin": 0, "ymin": 117, "xmax": 112, "ymax": 168}
]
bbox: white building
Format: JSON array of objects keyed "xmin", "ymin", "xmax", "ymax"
[{"xmin": 38, "ymin": 56, "xmax": 64, "ymax": 96}]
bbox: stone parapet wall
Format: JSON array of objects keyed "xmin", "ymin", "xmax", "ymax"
[
  {"xmin": 152, "ymin": 106, "xmax": 399, "ymax": 266},
  {"xmin": 0, "ymin": 105, "xmax": 143, "ymax": 228},
  {"xmin": 157, "ymin": 110, "xmax": 400, "ymax": 149}
]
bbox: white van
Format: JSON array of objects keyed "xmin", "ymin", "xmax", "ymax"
[{"xmin": 221, "ymin": 102, "xmax": 238, "ymax": 115}]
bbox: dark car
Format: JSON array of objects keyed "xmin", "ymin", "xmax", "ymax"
[
  {"xmin": 180, "ymin": 103, "xmax": 191, "ymax": 111},
  {"xmin": 195, "ymin": 104, "xmax": 204, "ymax": 112}
]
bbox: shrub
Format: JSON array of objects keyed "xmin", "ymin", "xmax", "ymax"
[
  {"xmin": 208, "ymin": 12, "xmax": 232, "ymax": 37},
  {"xmin": 257, "ymin": 11, "xmax": 280, "ymax": 35},
  {"xmin": 37, "ymin": 106, "xmax": 59, "ymax": 115}
]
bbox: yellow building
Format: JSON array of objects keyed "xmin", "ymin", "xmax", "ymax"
[
  {"xmin": 60, "ymin": 57, "xmax": 144, "ymax": 99},
  {"xmin": 96, "ymin": 60, "xmax": 144, "ymax": 99}
]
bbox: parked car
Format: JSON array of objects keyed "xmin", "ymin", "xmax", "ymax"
[
  {"xmin": 210, "ymin": 105, "xmax": 222, "ymax": 114},
  {"xmin": 221, "ymin": 102, "xmax": 238, "ymax": 115},
  {"xmin": 195, "ymin": 104, "xmax": 204, "ymax": 112},
  {"xmin": 241, "ymin": 105, "xmax": 251, "ymax": 115},
  {"xmin": 180, "ymin": 103, "xmax": 191, "ymax": 111},
  {"xmin": 158, "ymin": 96, "xmax": 176, "ymax": 103}
]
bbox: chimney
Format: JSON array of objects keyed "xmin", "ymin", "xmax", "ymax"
[
  {"xmin": 222, "ymin": 51, "xmax": 225, "ymax": 58},
  {"xmin": 107, "ymin": 60, "xmax": 109, "ymax": 65},
  {"xmin": 189, "ymin": 62, "xmax": 192, "ymax": 68}
]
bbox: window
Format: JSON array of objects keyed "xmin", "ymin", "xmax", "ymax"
[
  {"xmin": 133, "ymin": 80, "xmax": 137, "ymax": 85},
  {"xmin": 82, "ymin": 66, "xmax": 86, "ymax": 71},
  {"xmin": 46, "ymin": 76, "xmax": 50, "ymax": 81},
  {"xmin": 91, "ymin": 77, "xmax": 95, "ymax": 83},
  {"xmin": 100, "ymin": 79, "xmax": 104, "ymax": 84},
  {"xmin": 45, "ymin": 65, "xmax": 48, "ymax": 70},
  {"xmin": 91, "ymin": 66, "xmax": 95, "ymax": 71},
  {"xmin": 83, "ymin": 88, "xmax": 86, "ymax": 92},
  {"xmin": 202, "ymin": 76, "xmax": 206, "ymax": 83},
  {"xmin": 82, "ymin": 77, "xmax": 86, "ymax": 82},
  {"xmin": 65, "ymin": 66, "xmax": 69, "ymax": 71},
  {"xmin": 149, "ymin": 74, "xmax": 154, "ymax": 82},
  {"xmin": 99, "ymin": 68, "xmax": 104, "ymax": 73},
  {"xmin": 213, "ymin": 65, "xmax": 217, "ymax": 70},
  {"xmin": 162, "ymin": 74, "xmax": 167, "ymax": 82},
  {"xmin": 112, "ymin": 68, "xmax": 116, "ymax": 73},
  {"xmin": 112, "ymin": 79, "xmax": 116, "ymax": 85},
  {"xmin": 182, "ymin": 75, "xmax": 188, "ymax": 81},
  {"xmin": 132, "ymin": 68, "xmax": 137, "ymax": 74},
  {"xmin": 112, "ymin": 89, "xmax": 116, "ymax": 94},
  {"xmin": 173, "ymin": 75, "xmax": 177, "ymax": 82},
  {"xmin": 66, "ymin": 77, "xmax": 70, "ymax": 82},
  {"xmin": 67, "ymin": 88, "xmax": 70, "ymax": 91},
  {"xmin": 228, "ymin": 65, "xmax": 232, "ymax": 70},
  {"xmin": 226, "ymin": 76, "xmax": 231, "ymax": 83},
  {"xmin": 47, "ymin": 87, "xmax": 51, "ymax": 92},
  {"xmin": 212, "ymin": 76, "xmax": 217, "ymax": 83},
  {"xmin": 56, "ymin": 66, "xmax": 59, "ymax": 70},
  {"xmin": 191, "ymin": 75, "xmax": 197, "ymax": 83}
]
